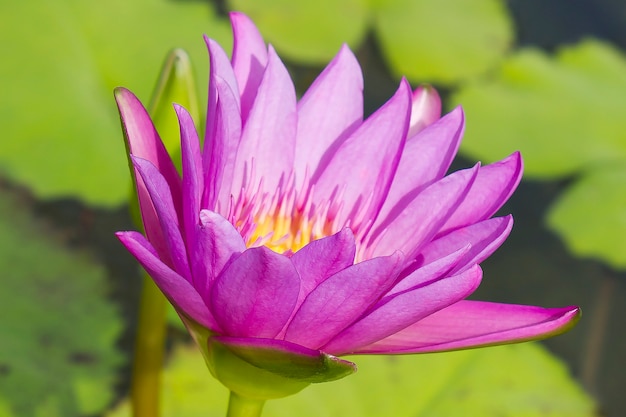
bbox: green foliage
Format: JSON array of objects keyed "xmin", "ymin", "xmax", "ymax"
[
  {"xmin": 0, "ymin": 191, "xmax": 124, "ymax": 417},
  {"xmin": 453, "ymin": 40, "xmax": 626, "ymax": 269},
  {"xmin": 373, "ymin": 0, "xmax": 513, "ymax": 84},
  {"xmin": 229, "ymin": 0, "xmax": 513, "ymax": 83},
  {"xmin": 547, "ymin": 164, "xmax": 626, "ymax": 269},
  {"xmin": 108, "ymin": 342, "xmax": 595, "ymax": 417},
  {"xmin": 0, "ymin": 0, "xmax": 231, "ymax": 206}
]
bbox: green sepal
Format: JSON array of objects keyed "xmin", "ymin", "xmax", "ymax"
[
  {"xmin": 212, "ymin": 336, "xmax": 357, "ymax": 383},
  {"xmin": 181, "ymin": 316, "xmax": 356, "ymax": 400}
]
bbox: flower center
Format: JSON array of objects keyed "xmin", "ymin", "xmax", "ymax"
[{"xmin": 229, "ymin": 172, "xmax": 339, "ymax": 254}]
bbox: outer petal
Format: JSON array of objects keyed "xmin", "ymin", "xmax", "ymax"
[
  {"xmin": 407, "ymin": 84, "xmax": 441, "ymax": 137},
  {"xmin": 417, "ymin": 215, "xmax": 513, "ymax": 274},
  {"xmin": 232, "ymin": 46, "xmax": 297, "ymax": 195},
  {"xmin": 116, "ymin": 231, "xmax": 218, "ymax": 330},
  {"xmin": 176, "ymin": 104, "xmax": 203, "ymax": 248},
  {"xmin": 290, "ymin": 228, "xmax": 356, "ymax": 308},
  {"xmin": 203, "ymin": 76, "xmax": 243, "ymax": 211},
  {"xmin": 285, "ymin": 252, "xmax": 404, "ymax": 350},
  {"xmin": 132, "ymin": 156, "xmax": 190, "ymax": 278},
  {"xmin": 322, "ymin": 265, "xmax": 482, "ymax": 355},
  {"xmin": 230, "ymin": 11, "xmax": 269, "ymax": 122},
  {"xmin": 211, "ymin": 246, "xmax": 300, "ymax": 339},
  {"xmin": 114, "ymin": 88, "xmax": 182, "ymax": 257},
  {"xmin": 352, "ymin": 301, "xmax": 581, "ymax": 354},
  {"xmin": 438, "ymin": 152, "xmax": 523, "ymax": 234},
  {"xmin": 374, "ymin": 107, "xmax": 464, "ymax": 229},
  {"xmin": 205, "ymin": 36, "xmax": 240, "ymax": 151},
  {"xmin": 191, "ymin": 210, "xmax": 246, "ymax": 300},
  {"xmin": 295, "ymin": 45, "xmax": 363, "ymax": 186},
  {"xmin": 312, "ymin": 79, "xmax": 412, "ymax": 231},
  {"xmin": 368, "ymin": 164, "xmax": 479, "ymax": 260},
  {"xmin": 386, "ymin": 244, "xmax": 471, "ymax": 297}
]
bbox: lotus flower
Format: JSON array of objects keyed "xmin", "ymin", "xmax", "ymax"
[{"xmin": 115, "ymin": 12, "xmax": 579, "ymax": 402}]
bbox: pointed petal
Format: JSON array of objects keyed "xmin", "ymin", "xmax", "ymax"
[
  {"xmin": 116, "ymin": 231, "xmax": 218, "ymax": 330},
  {"xmin": 439, "ymin": 152, "xmax": 523, "ymax": 234},
  {"xmin": 418, "ymin": 216, "xmax": 514, "ymax": 274},
  {"xmin": 211, "ymin": 247, "xmax": 300, "ymax": 339},
  {"xmin": 210, "ymin": 336, "xmax": 356, "ymax": 383},
  {"xmin": 323, "ymin": 265, "xmax": 482, "ymax": 355},
  {"xmin": 375, "ymin": 107, "xmax": 464, "ymax": 229},
  {"xmin": 285, "ymin": 253, "xmax": 403, "ymax": 350},
  {"xmin": 294, "ymin": 45, "xmax": 363, "ymax": 185},
  {"xmin": 203, "ymin": 76, "xmax": 243, "ymax": 210},
  {"xmin": 291, "ymin": 228, "xmax": 356, "ymax": 306},
  {"xmin": 204, "ymin": 36, "xmax": 240, "ymax": 151},
  {"xmin": 191, "ymin": 210, "xmax": 246, "ymax": 300},
  {"xmin": 176, "ymin": 104, "xmax": 203, "ymax": 248},
  {"xmin": 352, "ymin": 301, "xmax": 581, "ymax": 354},
  {"xmin": 369, "ymin": 165, "xmax": 479, "ymax": 260},
  {"xmin": 313, "ymin": 80, "xmax": 411, "ymax": 230},
  {"xmin": 232, "ymin": 46, "xmax": 297, "ymax": 195},
  {"xmin": 386, "ymin": 244, "xmax": 471, "ymax": 297},
  {"xmin": 230, "ymin": 11, "xmax": 268, "ymax": 122},
  {"xmin": 114, "ymin": 88, "xmax": 182, "ymax": 254},
  {"xmin": 132, "ymin": 156, "xmax": 190, "ymax": 278},
  {"xmin": 408, "ymin": 84, "xmax": 441, "ymax": 137}
]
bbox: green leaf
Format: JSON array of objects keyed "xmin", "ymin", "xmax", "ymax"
[
  {"xmin": 0, "ymin": 0, "xmax": 231, "ymax": 206},
  {"xmin": 107, "ymin": 342, "xmax": 595, "ymax": 417},
  {"xmin": 547, "ymin": 164, "xmax": 626, "ymax": 270},
  {"xmin": 227, "ymin": 0, "xmax": 370, "ymax": 64},
  {"xmin": 452, "ymin": 39, "xmax": 626, "ymax": 178},
  {"xmin": 0, "ymin": 191, "xmax": 124, "ymax": 417},
  {"xmin": 373, "ymin": 0, "xmax": 513, "ymax": 84}
]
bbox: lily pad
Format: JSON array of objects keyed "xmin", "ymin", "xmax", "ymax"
[
  {"xmin": 547, "ymin": 164, "xmax": 626, "ymax": 270},
  {"xmin": 0, "ymin": 0, "xmax": 231, "ymax": 206},
  {"xmin": 227, "ymin": 0, "xmax": 370, "ymax": 64},
  {"xmin": 107, "ymin": 342, "xmax": 595, "ymax": 416},
  {"xmin": 0, "ymin": 190, "xmax": 124, "ymax": 417},
  {"xmin": 228, "ymin": 0, "xmax": 513, "ymax": 84},
  {"xmin": 452, "ymin": 39, "xmax": 626, "ymax": 178},
  {"xmin": 372, "ymin": 0, "xmax": 513, "ymax": 84}
]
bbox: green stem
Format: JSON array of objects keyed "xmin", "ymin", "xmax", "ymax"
[
  {"xmin": 226, "ymin": 391, "xmax": 266, "ymax": 417},
  {"xmin": 130, "ymin": 273, "xmax": 167, "ymax": 417}
]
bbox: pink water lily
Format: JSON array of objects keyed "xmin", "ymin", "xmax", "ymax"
[{"xmin": 115, "ymin": 12, "xmax": 579, "ymax": 399}]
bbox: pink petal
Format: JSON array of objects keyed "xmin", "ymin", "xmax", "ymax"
[
  {"xmin": 191, "ymin": 210, "xmax": 246, "ymax": 300},
  {"xmin": 439, "ymin": 152, "xmax": 523, "ymax": 234},
  {"xmin": 176, "ymin": 104, "xmax": 203, "ymax": 247},
  {"xmin": 132, "ymin": 156, "xmax": 190, "ymax": 278},
  {"xmin": 352, "ymin": 301, "xmax": 581, "ymax": 354},
  {"xmin": 375, "ymin": 107, "xmax": 465, "ymax": 230},
  {"xmin": 204, "ymin": 35, "xmax": 240, "ymax": 149},
  {"xmin": 291, "ymin": 228, "xmax": 356, "ymax": 307},
  {"xmin": 322, "ymin": 265, "xmax": 482, "ymax": 355},
  {"xmin": 284, "ymin": 252, "xmax": 404, "ymax": 350},
  {"xmin": 418, "ymin": 216, "xmax": 514, "ymax": 274},
  {"xmin": 202, "ymin": 76, "xmax": 243, "ymax": 211},
  {"xmin": 211, "ymin": 246, "xmax": 300, "ymax": 339},
  {"xmin": 232, "ymin": 46, "xmax": 297, "ymax": 195},
  {"xmin": 368, "ymin": 164, "xmax": 479, "ymax": 260},
  {"xmin": 114, "ymin": 88, "xmax": 182, "ymax": 257},
  {"xmin": 116, "ymin": 231, "xmax": 218, "ymax": 330},
  {"xmin": 407, "ymin": 84, "xmax": 441, "ymax": 137},
  {"xmin": 386, "ymin": 244, "xmax": 471, "ymax": 297},
  {"xmin": 230, "ymin": 11, "xmax": 269, "ymax": 122},
  {"xmin": 312, "ymin": 79, "xmax": 412, "ymax": 231},
  {"xmin": 295, "ymin": 45, "xmax": 363, "ymax": 186}
]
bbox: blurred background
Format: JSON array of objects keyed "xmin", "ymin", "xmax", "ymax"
[{"xmin": 1, "ymin": 0, "xmax": 625, "ymax": 416}]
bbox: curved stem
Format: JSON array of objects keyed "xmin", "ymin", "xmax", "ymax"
[
  {"xmin": 131, "ymin": 273, "xmax": 167, "ymax": 417},
  {"xmin": 226, "ymin": 391, "xmax": 266, "ymax": 417}
]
